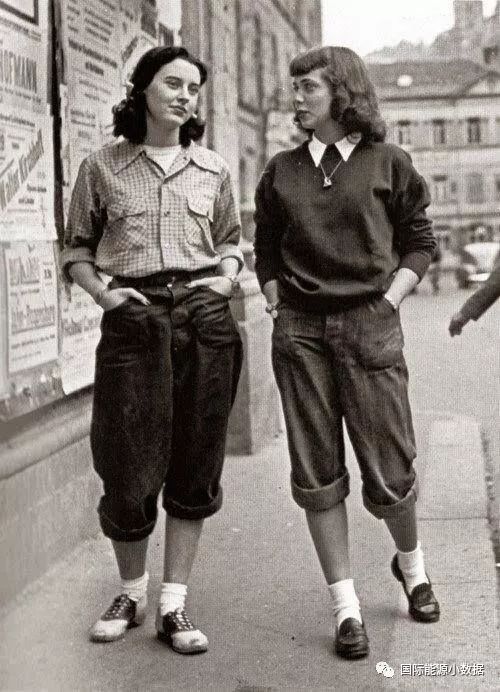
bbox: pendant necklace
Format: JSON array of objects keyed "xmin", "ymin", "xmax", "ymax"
[{"xmin": 319, "ymin": 158, "xmax": 343, "ymax": 188}]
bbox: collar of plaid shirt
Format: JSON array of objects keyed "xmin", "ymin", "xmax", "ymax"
[{"xmin": 110, "ymin": 140, "xmax": 223, "ymax": 177}]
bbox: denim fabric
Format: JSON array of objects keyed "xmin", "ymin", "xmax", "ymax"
[
  {"xmin": 91, "ymin": 280, "xmax": 242, "ymax": 541},
  {"xmin": 271, "ymin": 295, "xmax": 417, "ymax": 518}
]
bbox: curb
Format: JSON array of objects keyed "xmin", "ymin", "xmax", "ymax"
[{"xmin": 385, "ymin": 413, "xmax": 499, "ymax": 688}]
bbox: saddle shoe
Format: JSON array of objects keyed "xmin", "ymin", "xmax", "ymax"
[
  {"xmin": 156, "ymin": 607, "xmax": 208, "ymax": 654},
  {"xmin": 89, "ymin": 593, "xmax": 147, "ymax": 642}
]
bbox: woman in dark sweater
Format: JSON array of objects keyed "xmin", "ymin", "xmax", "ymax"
[{"xmin": 254, "ymin": 46, "xmax": 440, "ymax": 660}]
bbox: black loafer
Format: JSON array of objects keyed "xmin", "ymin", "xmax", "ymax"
[
  {"xmin": 335, "ymin": 617, "xmax": 369, "ymax": 659},
  {"xmin": 391, "ymin": 554, "xmax": 440, "ymax": 623}
]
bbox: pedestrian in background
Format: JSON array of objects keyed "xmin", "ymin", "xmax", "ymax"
[
  {"xmin": 449, "ymin": 257, "xmax": 500, "ymax": 335},
  {"xmin": 254, "ymin": 45, "xmax": 440, "ymax": 660},
  {"xmin": 60, "ymin": 46, "xmax": 243, "ymax": 654},
  {"xmin": 428, "ymin": 245, "xmax": 442, "ymax": 294}
]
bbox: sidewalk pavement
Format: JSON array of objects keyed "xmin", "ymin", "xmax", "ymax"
[{"xmin": 0, "ymin": 412, "xmax": 498, "ymax": 691}]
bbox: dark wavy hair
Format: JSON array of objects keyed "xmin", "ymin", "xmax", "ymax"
[
  {"xmin": 113, "ymin": 46, "xmax": 207, "ymax": 146},
  {"xmin": 290, "ymin": 46, "xmax": 386, "ymax": 142}
]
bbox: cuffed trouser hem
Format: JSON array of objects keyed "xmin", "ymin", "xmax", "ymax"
[
  {"xmin": 163, "ymin": 489, "xmax": 223, "ymax": 520},
  {"xmin": 98, "ymin": 507, "xmax": 156, "ymax": 543},
  {"xmin": 291, "ymin": 471, "xmax": 350, "ymax": 511},
  {"xmin": 362, "ymin": 476, "xmax": 419, "ymax": 519}
]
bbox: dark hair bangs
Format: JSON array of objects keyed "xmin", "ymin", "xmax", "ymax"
[{"xmin": 290, "ymin": 47, "xmax": 329, "ymax": 77}]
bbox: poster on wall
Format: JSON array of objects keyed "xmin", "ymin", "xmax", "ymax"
[
  {"xmin": 119, "ymin": 0, "xmax": 156, "ymax": 85},
  {"xmin": 0, "ymin": 111, "xmax": 56, "ymax": 241},
  {"xmin": 0, "ymin": 0, "xmax": 49, "ymax": 113},
  {"xmin": 5, "ymin": 241, "xmax": 58, "ymax": 375},
  {"xmin": 59, "ymin": 0, "xmax": 123, "ymax": 204},
  {"xmin": 60, "ymin": 284, "xmax": 102, "ymax": 394},
  {"xmin": 0, "ymin": 0, "xmax": 55, "ymax": 241}
]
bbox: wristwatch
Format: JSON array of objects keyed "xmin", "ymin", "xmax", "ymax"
[{"xmin": 265, "ymin": 301, "xmax": 280, "ymax": 319}]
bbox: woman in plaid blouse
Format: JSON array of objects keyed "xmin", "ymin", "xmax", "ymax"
[{"xmin": 61, "ymin": 46, "xmax": 243, "ymax": 654}]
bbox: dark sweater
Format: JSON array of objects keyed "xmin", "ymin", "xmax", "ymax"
[{"xmin": 254, "ymin": 139, "xmax": 436, "ymax": 312}]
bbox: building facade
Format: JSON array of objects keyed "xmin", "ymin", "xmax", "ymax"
[{"xmin": 368, "ymin": 59, "xmax": 500, "ymax": 249}]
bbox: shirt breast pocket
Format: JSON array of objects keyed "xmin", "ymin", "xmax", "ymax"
[
  {"xmin": 185, "ymin": 195, "xmax": 215, "ymax": 251},
  {"xmin": 105, "ymin": 199, "xmax": 148, "ymax": 252}
]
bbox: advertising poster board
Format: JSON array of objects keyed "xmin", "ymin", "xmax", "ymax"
[
  {"xmin": 0, "ymin": 0, "xmax": 49, "ymax": 113},
  {"xmin": 60, "ymin": 284, "xmax": 102, "ymax": 394},
  {"xmin": 59, "ymin": 0, "xmax": 122, "ymax": 200},
  {"xmin": 5, "ymin": 241, "xmax": 58, "ymax": 375},
  {"xmin": 58, "ymin": 0, "xmax": 163, "ymax": 395},
  {"xmin": 0, "ymin": 111, "xmax": 56, "ymax": 241},
  {"xmin": 0, "ymin": 0, "xmax": 60, "ymax": 418},
  {"xmin": 0, "ymin": 0, "xmax": 55, "ymax": 241},
  {"xmin": 119, "ymin": 0, "xmax": 156, "ymax": 85}
]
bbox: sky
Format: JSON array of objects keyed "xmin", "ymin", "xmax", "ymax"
[{"xmin": 322, "ymin": 0, "xmax": 498, "ymax": 56}]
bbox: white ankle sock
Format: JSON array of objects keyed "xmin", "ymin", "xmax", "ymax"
[
  {"xmin": 397, "ymin": 542, "xmax": 429, "ymax": 592},
  {"xmin": 121, "ymin": 571, "xmax": 149, "ymax": 603},
  {"xmin": 160, "ymin": 582, "xmax": 187, "ymax": 615},
  {"xmin": 328, "ymin": 578, "xmax": 362, "ymax": 628}
]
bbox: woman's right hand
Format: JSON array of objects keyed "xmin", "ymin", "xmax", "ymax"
[
  {"xmin": 262, "ymin": 279, "xmax": 279, "ymax": 305},
  {"xmin": 97, "ymin": 287, "xmax": 151, "ymax": 311}
]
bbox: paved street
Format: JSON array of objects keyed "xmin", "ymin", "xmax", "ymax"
[
  {"xmin": 0, "ymin": 271, "xmax": 498, "ymax": 691},
  {"xmin": 403, "ymin": 271, "xmax": 498, "ymax": 462},
  {"xmin": 402, "ymin": 270, "xmax": 499, "ymax": 557}
]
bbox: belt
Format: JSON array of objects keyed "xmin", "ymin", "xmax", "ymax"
[{"xmin": 113, "ymin": 267, "xmax": 216, "ymax": 288}]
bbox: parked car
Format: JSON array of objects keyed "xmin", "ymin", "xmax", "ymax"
[{"xmin": 455, "ymin": 241, "xmax": 500, "ymax": 289}]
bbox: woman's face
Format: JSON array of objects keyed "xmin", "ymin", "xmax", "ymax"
[
  {"xmin": 292, "ymin": 67, "xmax": 333, "ymax": 132},
  {"xmin": 144, "ymin": 58, "xmax": 201, "ymax": 131}
]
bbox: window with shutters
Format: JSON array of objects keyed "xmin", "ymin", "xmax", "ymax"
[
  {"xmin": 432, "ymin": 120, "xmax": 446, "ymax": 145},
  {"xmin": 237, "ymin": 7, "xmax": 262, "ymax": 110},
  {"xmin": 467, "ymin": 118, "xmax": 482, "ymax": 144},
  {"xmin": 495, "ymin": 175, "xmax": 500, "ymax": 202},
  {"xmin": 396, "ymin": 121, "xmax": 412, "ymax": 145},
  {"xmin": 466, "ymin": 173, "xmax": 485, "ymax": 203},
  {"xmin": 431, "ymin": 175, "xmax": 448, "ymax": 203}
]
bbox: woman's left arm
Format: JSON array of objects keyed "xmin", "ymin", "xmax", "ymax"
[
  {"xmin": 186, "ymin": 168, "xmax": 243, "ymax": 296},
  {"xmin": 211, "ymin": 169, "xmax": 244, "ymax": 272},
  {"xmin": 385, "ymin": 152, "xmax": 437, "ymax": 309},
  {"xmin": 383, "ymin": 267, "xmax": 419, "ymax": 309}
]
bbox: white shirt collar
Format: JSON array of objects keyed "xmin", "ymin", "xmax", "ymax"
[{"xmin": 308, "ymin": 133, "xmax": 361, "ymax": 167}]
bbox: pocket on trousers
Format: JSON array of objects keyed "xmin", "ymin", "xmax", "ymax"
[
  {"xmin": 97, "ymin": 300, "xmax": 149, "ymax": 367},
  {"xmin": 354, "ymin": 298, "xmax": 404, "ymax": 369},
  {"xmin": 273, "ymin": 305, "xmax": 324, "ymax": 337}
]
